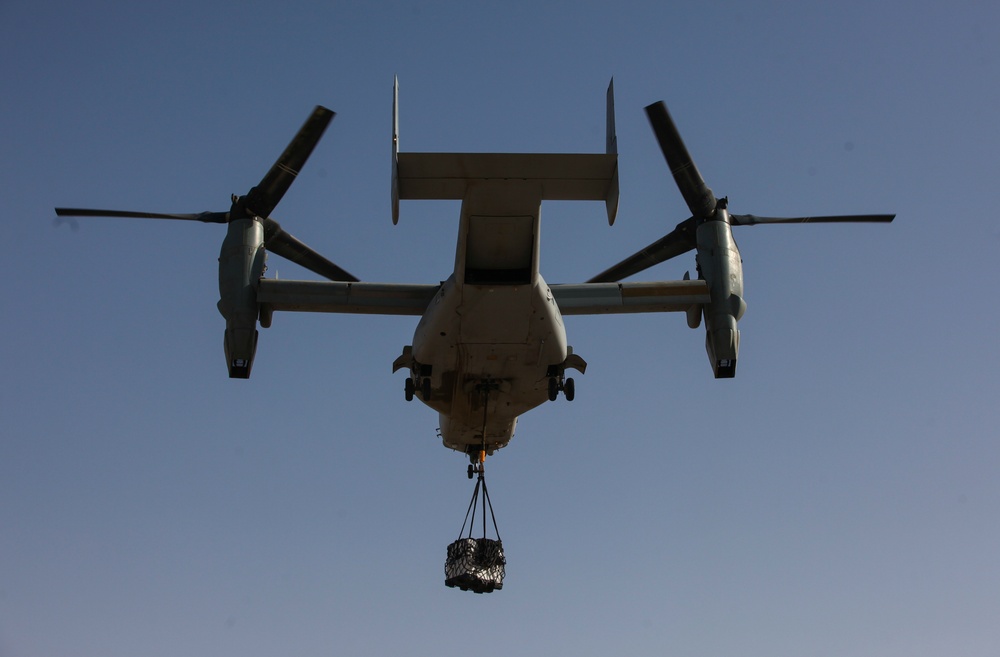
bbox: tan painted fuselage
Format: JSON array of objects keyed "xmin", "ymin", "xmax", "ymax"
[
  {"xmin": 396, "ymin": 180, "xmax": 578, "ymax": 455},
  {"xmin": 409, "ymin": 271, "xmax": 569, "ymax": 454}
]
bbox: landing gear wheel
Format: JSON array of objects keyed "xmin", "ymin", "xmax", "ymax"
[
  {"xmin": 421, "ymin": 377, "xmax": 432, "ymax": 401},
  {"xmin": 548, "ymin": 377, "xmax": 559, "ymax": 402},
  {"xmin": 404, "ymin": 377, "xmax": 415, "ymax": 402},
  {"xmin": 467, "ymin": 464, "xmax": 474, "ymax": 479},
  {"xmin": 564, "ymin": 377, "xmax": 575, "ymax": 401}
]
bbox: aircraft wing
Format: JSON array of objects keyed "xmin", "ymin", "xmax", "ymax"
[
  {"xmin": 550, "ymin": 280, "xmax": 709, "ymax": 315},
  {"xmin": 256, "ymin": 278, "xmax": 709, "ymax": 317},
  {"xmin": 257, "ymin": 279, "xmax": 439, "ymax": 316}
]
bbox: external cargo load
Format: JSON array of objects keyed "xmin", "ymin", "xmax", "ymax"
[
  {"xmin": 445, "ymin": 537, "xmax": 505, "ymax": 593},
  {"xmin": 445, "ymin": 460, "xmax": 504, "ymax": 593}
]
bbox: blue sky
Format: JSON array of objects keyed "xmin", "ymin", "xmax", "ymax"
[{"xmin": 3, "ymin": 1, "xmax": 999, "ymax": 655}]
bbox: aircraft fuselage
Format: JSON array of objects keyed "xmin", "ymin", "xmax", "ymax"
[
  {"xmin": 396, "ymin": 181, "xmax": 579, "ymax": 456},
  {"xmin": 409, "ymin": 271, "xmax": 569, "ymax": 454}
]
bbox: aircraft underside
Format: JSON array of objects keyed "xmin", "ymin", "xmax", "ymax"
[{"xmin": 396, "ymin": 275, "xmax": 582, "ymax": 456}]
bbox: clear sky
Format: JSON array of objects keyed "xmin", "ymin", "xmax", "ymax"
[{"xmin": 3, "ymin": 1, "xmax": 999, "ymax": 656}]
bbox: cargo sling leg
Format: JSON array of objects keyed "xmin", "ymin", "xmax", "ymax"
[{"xmin": 444, "ymin": 382, "xmax": 506, "ymax": 593}]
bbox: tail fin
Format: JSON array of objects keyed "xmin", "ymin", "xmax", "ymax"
[
  {"xmin": 391, "ymin": 76, "xmax": 401, "ymax": 224},
  {"xmin": 605, "ymin": 78, "xmax": 619, "ymax": 225}
]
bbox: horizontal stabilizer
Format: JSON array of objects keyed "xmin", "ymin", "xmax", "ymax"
[
  {"xmin": 392, "ymin": 76, "xmax": 619, "ymax": 223},
  {"xmin": 395, "ymin": 152, "xmax": 619, "ymax": 203}
]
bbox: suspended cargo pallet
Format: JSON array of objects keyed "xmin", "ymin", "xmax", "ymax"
[
  {"xmin": 445, "ymin": 537, "xmax": 505, "ymax": 593},
  {"xmin": 445, "ymin": 461, "xmax": 504, "ymax": 593}
]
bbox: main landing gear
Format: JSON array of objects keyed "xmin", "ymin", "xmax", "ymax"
[
  {"xmin": 404, "ymin": 376, "xmax": 432, "ymax": 402},
  {"xmin": 547, "ymin": 375, "xmax": 575, "ymax": 402}
]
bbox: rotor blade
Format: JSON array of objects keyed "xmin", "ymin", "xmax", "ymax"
[
  {"xmin": 730, "ymin": 213, "xmax": 896, "ymax": 226},
  {"xmin": 54, "ymin": 208, "xmax": 228, "ymax": 223},
  {"xmin": 243, "ymin": 106, "xmax": 335, "ymax": 219},
  {"xmin": 587, "ymin": 217, "xmax": 697, "ymax": 283},
  {"xmin": 262, "ymin": 218, "xmax": 358, "ymax": 282},
  {"xmin": 645, "ymin": 102, "xmax": 717, "ymax": 219}
]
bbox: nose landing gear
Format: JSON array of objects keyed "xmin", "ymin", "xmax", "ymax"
[{"xmin": 467, "ymin": 450, "xmax": 486, "ymax": 479}]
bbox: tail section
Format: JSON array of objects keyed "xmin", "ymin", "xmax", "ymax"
[
  {"xmin": 390, "ymin": 77, "xmax": 619, "ymax": 222},
  {"xmin": 391, "ymin": 76, "xmax": 401, "ymax": 224},
  {"xmin": 606, "ymin": 78, "xmax": 619, "ymax": 225}
]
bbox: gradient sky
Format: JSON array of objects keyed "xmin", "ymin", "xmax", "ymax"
[{"xmin": 3, "ymin": 2, "xmax": 999, "ymax": 656}]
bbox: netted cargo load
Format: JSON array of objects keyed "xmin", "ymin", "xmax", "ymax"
[
  {"xmin": 445, "ymin": 462, "xmax": 504, "ymax": 593},
  {"xmin": 444, "ymin": 537, "xmax": 505, "ymax": 593}
]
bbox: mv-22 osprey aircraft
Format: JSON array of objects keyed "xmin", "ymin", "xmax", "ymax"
[{"xmin": 56, "ymin": 80, "xmax": 893, "ymax": 467}]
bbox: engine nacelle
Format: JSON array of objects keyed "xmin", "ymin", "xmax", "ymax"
[
  {"xmin": 217, "ymin": 217, "xmax": 267, "ymax": 378},
  {"xmin": 695, "ymin": 205, "xmax": 746, "ymax": 378}
]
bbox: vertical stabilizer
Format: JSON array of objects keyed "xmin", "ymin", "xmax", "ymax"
[
  {"xmin": 392, "ymin": 76, "xmax": 400, "ymax": 224},
  {"xmin": 605, "ymin": 78, "xmax": 619, "ymax": 225}
]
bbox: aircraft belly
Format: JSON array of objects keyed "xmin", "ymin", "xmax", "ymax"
[
  {"xmin": 409, "ymin": 283, "xmax": 461, "ymax": 416},
  {"xmin": 458, "ymin": 285, "xmax": 531, "ymax": 344},
  {"xmin": 422, "ymin": 280, "xmax": 569, "ymax": 454}
]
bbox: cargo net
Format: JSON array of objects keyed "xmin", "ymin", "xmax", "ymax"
[{"xmin": 445, "ymin": 466, "xmax": 505, "ymax": 593}]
